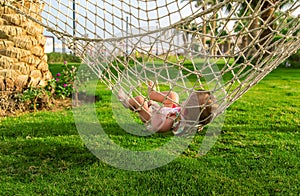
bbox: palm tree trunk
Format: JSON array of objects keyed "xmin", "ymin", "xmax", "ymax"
[
  {"xmin": 202, "ymin": 4, "xmax": 207, "ymax": 52},
  {"xmin": 259, "ymin": 0, "xmax": 276, "ymax": 53},
  {"xmin": 0, "ymin": 1, "xmax": 52, "ymax": 92},
  {"xmin": 210, "ymin": 11, "xmax": 217, "ymax": 56},
  {"xmin": 247, "ymin": 17, "xmax": 259, "ymax": 56}
]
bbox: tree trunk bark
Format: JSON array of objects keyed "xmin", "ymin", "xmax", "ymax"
[
  {"xmin": 259, "ymin": 0, "xmax": 276, "ymax": 54},
  {"xmin": 210, "ymin": 11, "xmax": 217, "ymax": 56},
  {"xmin": 247, "ymin": 17, "xmax": 259, "ymax": 57},
  {"xmin": 202, "ymin": 3, "xmax": 207, "ymax": 52},
  {"xmin": 0, "ymin": 1, "xmax": 52, "ymax": 92}
]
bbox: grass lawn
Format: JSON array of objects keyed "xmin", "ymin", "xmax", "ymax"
[{"xmin": 0, "ymin": 66, "xmax": 299, "ymax": 195}]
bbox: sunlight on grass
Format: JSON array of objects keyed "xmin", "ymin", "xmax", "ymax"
[{"xmin": 0, "ymin": 67, "xmax": 299, "ymax": 195}]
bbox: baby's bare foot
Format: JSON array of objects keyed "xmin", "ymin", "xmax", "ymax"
[{"xmin": 147, "ymin": 81, "xmax": 156, "ymax": 94}]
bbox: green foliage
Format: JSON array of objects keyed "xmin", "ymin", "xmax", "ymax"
[
  {"xmin": 47, "ymin": 63, "xmax": 92, "ymax": 100},
  {"xmin": 286, "ymin": 49, "xmax": 300, "ymax": 68},
  {"xmin": 47, "ymin": 63, "xmax": 78, "ymax": 99},
  {"xmin": 167, "ymin": 54, "xmax": 185, "ymax": 62},
  {"xmin": 47, "ymin": 52, "xmax": 81, "ymax": 63},
  {"xmin": 115, "ymin": 55, "xmax": 144, "ymax": 65},
  {"xmin": 0, "ymin": 87, "xmax": 54, "ymax": 115},
  {"xmin": 7, "ymin": 63, "xmax": 82, "ymax": 114},
  {"xmin": 278, "ymin": 49, "xmax": 300, "ymax": 68},
  {"xmin": 18, "ymin": 87, "xmax": 53, "ymax": 111}
]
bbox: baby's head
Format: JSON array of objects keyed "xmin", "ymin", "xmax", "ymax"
[{"xmin": 181, "ymin": 90, "xmax": 218, "ymax": 126}]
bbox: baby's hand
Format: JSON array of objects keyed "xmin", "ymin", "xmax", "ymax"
[{"xmin": 166, "ymin": 112, "xmax": 176, "ymax": 119}]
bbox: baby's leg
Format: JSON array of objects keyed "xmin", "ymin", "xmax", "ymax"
[
  {"xmin": 149, "ymin": 90, "xmax": 179, "ymax": 108},
  {"xmin": 147, "ymin": 81, "xmax": 179, "ymax": 107},
  {"xmin": 128, "ymin": 96, "xmax": 151, "ymax": 122}
]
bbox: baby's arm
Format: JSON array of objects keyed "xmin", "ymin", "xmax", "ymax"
[
  {"xmin": 147, "ymin": 81, "xmax": 179, "ymax": 108},
  {"xmin": 151, "ymin": 113, "xmax": 175, "ymax": 132}
]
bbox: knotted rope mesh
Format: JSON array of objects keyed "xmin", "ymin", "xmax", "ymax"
[{"xmin": 3, "ymin": 0, "xmax": 299, "ymax": 130}]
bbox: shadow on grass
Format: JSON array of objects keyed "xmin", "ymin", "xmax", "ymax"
[
  {"xmin": 0, "ymin": 121, "xmax": 78, "ymax": 138},
  {"xmin": 0, "ymin": 135, "xmax": 99, "ymax": 180},
  {"xmin": 223, "ymin": 124, "xmax": 300, "ymax": 134}
]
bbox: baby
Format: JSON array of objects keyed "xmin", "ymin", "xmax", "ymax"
[{"xmin": 118, "ymin": 81, "xmax": 218, "ymax": 135}]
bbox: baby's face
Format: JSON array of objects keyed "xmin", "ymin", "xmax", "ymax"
[
  {"xmin": 181, "ymin": 93, "xmax": 201, "ymax": 124},
  {"xmin": 181, "ymin": 91, "xmax": 217, "ymax": 126}
]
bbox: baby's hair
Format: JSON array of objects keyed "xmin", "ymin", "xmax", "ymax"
[
  {"xmin": 184, "ymin": 89, "xmax": 218, "ymax": 126},
  {"xmin": 196, "ymin": 90, "xmax": 218, "ymax": 125}
]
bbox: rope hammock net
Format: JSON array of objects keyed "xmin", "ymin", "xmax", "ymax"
[{"xmin": 3, "ymin": 0, "xmax": 299, "ymax": 134}]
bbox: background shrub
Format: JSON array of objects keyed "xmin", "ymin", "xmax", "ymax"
[
  {"xmin": 279, "ymin": 49, "xmax": 300, "ymax": 68},
  {"xmin": 287, "ymin": 49, "xmax": 300, "ymax": 67},
  {"xmin": 47, "ymin": 52, "xmax": 81, "ymax": 63}
]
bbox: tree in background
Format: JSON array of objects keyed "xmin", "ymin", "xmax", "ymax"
[
  {"xmin": 183, "ymin": 0, "xmax": 232, "ymax": 56},
  {"xmin": 235, "ymin": 0, "xmax": 297, "ymax": 56}
]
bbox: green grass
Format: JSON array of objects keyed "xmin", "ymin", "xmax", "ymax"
[{"xmin": 0, "ymin": 67, "xmax": 299, "ymax": 195}]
